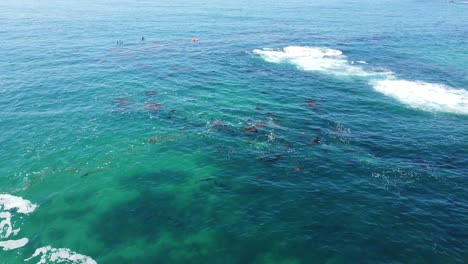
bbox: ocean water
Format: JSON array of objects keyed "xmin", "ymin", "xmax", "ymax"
[{"xmin": 0, "ymin": 0, "xmax": 467, "ymax": 263}]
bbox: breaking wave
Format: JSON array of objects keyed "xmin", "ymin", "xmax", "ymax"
[
  {"xmin": 252, "ymin": 46, "xmax": 390, "ymax": 77},
  {"xmin": 0, "ymin": 194, "xmax": 97, "ymax": 263},
  {"xmin": 25, "ymin": 246, "xmax": 97, "ymax": 264},
  {"xmin": 0, "ymin": 194, "xmax": 37, "ymax": 214},
  {"xmin": 253, "ymin": 46, "xmax": 468, "ymax": 114},
  {"xmin": 372, "ymin": 80, "xmax": 468, "ymax": 114},
  {"xmin": 0, "ymin": 194, "xmax": 37, "ymax": 251}
]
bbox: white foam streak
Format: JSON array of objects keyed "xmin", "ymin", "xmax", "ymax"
[
  {"xmin": 254, "ymin": 45, "xmax": 468, "ymax": 114},
  {"xmin": 0, "ymin": 238, "xmax": 29, "ymax": 251},
  {"xmin": 0, "ymin": 195, "xmax": 97, "ymax": 261},
  {"xmin": 253, "ymin": 46, "xmax": 385, "ymax": 77},
  {"xmin": 372, "ymin": 80, "xmax": 468, "ymax": 114},
  {"xmin": 0, "ymin": 194, "xmax": 37, "ymax": 251},
  {"xmin": 0, "ymin": 194, "xmax": 37, "ymax": 214},
  {"xmin": 0, "ymin": 212, "xmax": 20, "ymax": 238},
  {"xmin": 25, "ymin": 246, "xmax": 97, "ymax": 264}
]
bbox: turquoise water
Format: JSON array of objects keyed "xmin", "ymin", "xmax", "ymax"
[{"xmin": 1, "ymin": 0, "xmax": 467, "ymax": 263}]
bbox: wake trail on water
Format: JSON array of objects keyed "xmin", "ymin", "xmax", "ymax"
[
  {"xmin": 0, "ymin": 194, "xmax": 97, "ymax": 263},
  {"xmin": 253, "ymin": 46, "xmax": 468, "ymax": 115}
]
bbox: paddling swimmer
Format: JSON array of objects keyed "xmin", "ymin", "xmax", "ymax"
[{"xmin": 141, "ymin": 36, "xmax": 145, "ymax": 41}]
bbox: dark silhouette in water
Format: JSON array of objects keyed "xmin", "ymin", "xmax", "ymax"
[
  {"xmin": 80, "ymin": 168, "xmax": 106, "ymax": 178},
  {"xmin": 210, "ymin": 120, "xmax": 225, "ymax": 128},
  {"xmin": 260, "ymin": 154, "xmax": 282, "ymax": 162},
  {"xmin": 307, "ymin": 99, "xmax": 317, "ymax": 107},
  {"xmin": 199, "ymin": 177, "xmax": 215, "ymax": 182},
  {"xmin": 148, "ymin": 134, "xmax": 177, "ymax": 143},
  {"xmin": 310, "ymin": 137, "xmax": 320, "ymax": 145},
  {"xmin": 112, "ymin": 97, "xmax": 132, "ymax": 111},
  {"xmin": 256, "ymin": 121, "xmax": 266, "ymax": 128},
  {"xmin": 144, "ymin": 102, "xmax": 163, "ymax": 111},
  {"xmin": 242, "ymin": 126, "xmax": 258, "ymax": 133},
  {"xmin": 145, "ymin": 90, "xmax": 157, "ymax": 96},
  {"xmin": 112, "ymin": 97, "xmax": 131, "ymax": 105},
  {"xmin": 141, "ymin": 36, "xmax": 145, "ymax": 41}
]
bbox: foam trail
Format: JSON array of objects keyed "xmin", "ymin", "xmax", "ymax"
[
  {"xmin": 0, "ymin": 212, "xmax": 20, "ymax": 238},
  {"xmin": 0, "ymin": 238, "xmax": 29, "ymax": 251},
  {"xmin": 372, "ymin": 80, "xmax": 468, "ymax": 114},
  {"xmin": 0, "ymin": 194, "xmax": 38, "ymax": 214},
  {"xmin": 0, "ymin": 194, "xmax": 37, "ymax": 251},
  {"xmin": 254, "ymin": 45, "xmax": 468, "ymax": 115},
  {"xmin": 253, "ymin": 46, "xmax": 389, "ymax": 77},
  {"xmin": 25, "ymin": 246, "xmax": 97, "ymax": 264}
]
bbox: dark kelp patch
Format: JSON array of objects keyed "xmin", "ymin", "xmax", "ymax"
[{"xmin": 90, "ymin": 190, "xmax": 178, "ymax": 247}]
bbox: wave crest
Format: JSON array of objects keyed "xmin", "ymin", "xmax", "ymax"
[
  {"xmin": 0, "ymin": 194, "xmax": 37, "ymax": 251},
  {"xmin": 372, "ymin": 80, "xmax": 468, "ymax": 114},
  {"xmin": 25, "ymin": 246, "xmax": 97, "ymax": 264},
  {"xmin": 253, "ymin": 45, "xmax": 468, "ymax": 114},
  {"xmin": 0, "ymin": 194, "xmax": 37, "ymax": 214},
  {"xmin": 252, "ymin": 46, "xmax": 388, "ymax": 77}
]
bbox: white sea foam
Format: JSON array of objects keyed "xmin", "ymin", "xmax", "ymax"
[
  {"xmin": 0, "ymin": 194, "xmax": 37, "ymax": 214},
  {"xmin": 0, "ymin": 194, "xmax": 37, "ymax": 251},
  {"xmin": 254, "ymin": 45, "xmax": 468, "ymax": 114},
  {"xmin": 0, "ymin": 238, "xmax": 29, "ymax": 251},
  {"xmin": 25, "ymin": 246, "xmax": 97, "ymax": 264},
  {"xmin": 372, "ymin": 80, "xmax": 468, "ymax": 114},
  {"xmin": 252, "ymin": 46, "xmax": 387, "ymax": 77},
  {"xmin": 0, "ymin": 212, "xmax": 20, "ymax": 238}
]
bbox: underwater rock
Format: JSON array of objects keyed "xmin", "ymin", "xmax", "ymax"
[
  {"xmin": 112, "ymin": 97, "xmax": 131, "ymax": 106},
  {"xmin": 210, "ymin": 120, "xmax": 225, "ymax": 128},
  {"xmin": 148, "ymin": 134, "xmax": 179, "ymax": 143},
  {"xmin": 307, "ymin": 99, "xmax": 317, "ymax": 107},
  {"xmin": 260, "ymin": 154, "xmax": 282, "ymax": 162},
  {"xmin": 144, "ymin": 102, "xmax": 163, "ymax": 111},
  {"xmin": 145, "ymin": 90, "xmax": 157, "ymax": 96},
  {"xmin": 256, "ymin": 121, "xmax": 266, "ymax": 128},
  {"xmin": 310, "ymin": 137, "xmax": 320, "ymax": 145},
  {"xmin": 242, "ymin": 126, "xmax": 258, "ymax": 133}
]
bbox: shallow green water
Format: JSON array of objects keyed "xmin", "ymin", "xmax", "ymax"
[{"xmin": 0, "ymin": 0, "xmax": 467, "ymax": 263}]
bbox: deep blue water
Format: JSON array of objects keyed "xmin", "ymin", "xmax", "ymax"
[{"xmin": 0, "ymin": 0, "xmax": 467, "ymax": 263}]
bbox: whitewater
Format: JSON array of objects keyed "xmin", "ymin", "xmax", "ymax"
[{"xmin": 253, "ymin": 46, "xmax": 468, "ymax": 115}]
